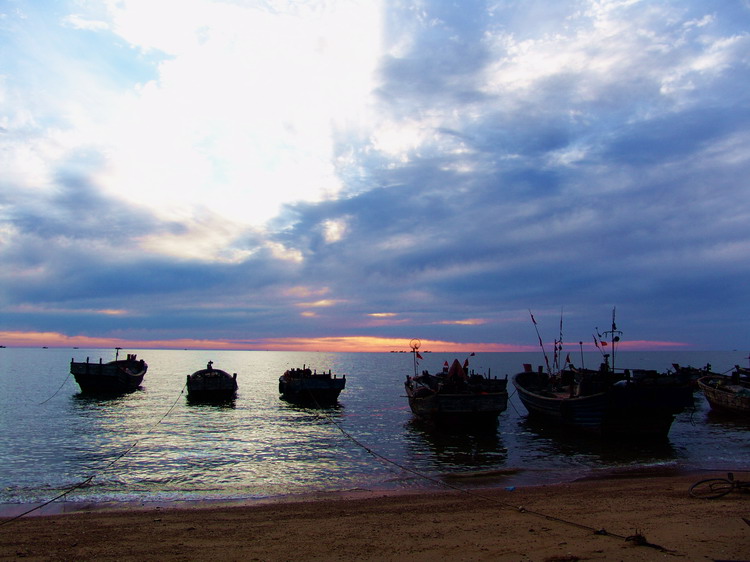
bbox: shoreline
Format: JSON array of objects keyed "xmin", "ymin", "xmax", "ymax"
[
  {"xmin": 0, "ymin": 462, "xmax": 697, "ymax": 519},
  {"xmin": 3, "ymin": 470, "xmax": 748, "ymax": 560},
  {"xmin": 0, "ymin": 485, "xmax": 439, "ymax": 519}
]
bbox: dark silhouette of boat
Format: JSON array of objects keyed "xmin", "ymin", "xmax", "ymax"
[
  {"xmin": 187, "ymin": 361, "xmax": 238, "ymax": 402},
  {"xmin": 405, "ymin": 360, "xmax": 508, "ymax": 425},
  {"xmin": 70, "ymin": 348, "xmax": 147, "ymax": 394},
  {"xmin": 404, "ymin": 340, "xmax": 508, "ymax": 425},
  {"xmin": 670, "ymin": 363, "xmax": 721, "ymax": 388},
  {"xmin": 514, "ymin": 362, "xmax": 692, "ymax": 438},
  {"xmin": 513, "ymin": 309, "xmax": 691, "ymax": 438},
  {"xmin": 279, "ymin": 366, "xmax": 345, "ymax": 405}
]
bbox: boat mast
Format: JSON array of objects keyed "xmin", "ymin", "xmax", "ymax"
[
  {"xmin": 410, "ymin": 339, "xmax": 421, "ymax": 377},
  {"xmin": 529, "ymin": 310, "xmax": 552, "ymax": 375},
  {"xmin": 578, "ymin": 340, "xmax": 585, "ymax": 369},
  {"xmin": 553, "ymin": 307, "xmax": 564, "ymax": 373},
  {"xmin": 601, "ymin": 307, "xmax": 622, "ymax": 371}
]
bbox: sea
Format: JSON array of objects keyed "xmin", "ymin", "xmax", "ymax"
[{"xmin": 1, "ymin": 348, "xmax": 748, "ymax": 517}]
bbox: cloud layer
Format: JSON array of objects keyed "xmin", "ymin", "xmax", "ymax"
[{"xmin": 1, "ymin": 0, "xmax": 749, "ymax": 351}]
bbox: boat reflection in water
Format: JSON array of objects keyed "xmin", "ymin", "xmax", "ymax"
[
  {"xmin": 404, "ymin": 418, "xmax": 511, "ymax": 489},
  {"xmin": 517, "ymin": 414, "xmax": 679, "ymax": 467}
]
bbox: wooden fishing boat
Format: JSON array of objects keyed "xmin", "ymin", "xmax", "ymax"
[
  {"xmin": 404, "ymin": 340, "xmax": 508, "ymax": 425},
  {"xmin": 279, "ymin": 366, "xmax": 345, "ymax": 405},
  {"xmin": 513, "ymin": 363, "xmax": 692, "ymax": 437},
  {"xmin": 514, "ymin": 308, "xmax": 691, "ymax": 438},
  {"xmin": 70, "ymin": 349, "xmax": 147, "ymax": 394},
  {"xmin": 697, "ymin": 370, "xmax": 750, "ymax": 416},
  {"xmin": 186, "ymin": 361, "xmax": 238, "ymax": 402},
  {"xmin": 405, "ymin": 358, "xmax": 508, "ymax": 425}
]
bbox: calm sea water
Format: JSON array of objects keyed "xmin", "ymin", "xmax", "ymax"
[{"xmin": 1, "ymin": 348, "xmax": 748, "ymax": 515}]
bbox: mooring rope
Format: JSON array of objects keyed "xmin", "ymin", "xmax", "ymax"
[
  {"xmin": 310, "ymin": 395, "xmax": 677, "ymax": 553},
  {"xmin": 0, "ymin": 382, "xmax": 188, "ymax": 526},
  {"xmin": 506, "ymin": 387, "xmax": 523, "ymax": 416},
  {"xmin": 38, "ymin": 372, "xmax": 72, "ymax": 405}
]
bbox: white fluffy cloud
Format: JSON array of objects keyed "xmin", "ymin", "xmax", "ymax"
[{"xmin": 11, "ymin": 0, "xmax": 384, "ymax": 235}]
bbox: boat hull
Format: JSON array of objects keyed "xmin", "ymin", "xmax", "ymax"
[
  {"xmin": 406, "ymin": 389, "xmax": 508, "ymax": 424},
  {"xmin": 279, "ymin": 369, "xmax": 346, "ymax": 405},
  {"xmin": 697, "ymin": 375, "xmax": 750, "ymax": 416},
  {"xmin": 70, "ymin": 357, "xmax": 147, "ymax": 394},
  {"xmin": 513, "ymin": 371, "xmax": 690, "ymax": 438},
  {"xmin": 187, "ymin": 368, "xmax": 238, "ymax": 401}
]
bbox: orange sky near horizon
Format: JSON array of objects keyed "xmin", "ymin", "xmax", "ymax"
[{"xmin": 0, "ymin": 330, "xmax": 691, "ymax": 352}]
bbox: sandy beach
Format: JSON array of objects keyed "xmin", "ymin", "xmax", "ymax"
[{"xmin": 1, "ymin": 470, "xmax": 748, "ymax": 561}]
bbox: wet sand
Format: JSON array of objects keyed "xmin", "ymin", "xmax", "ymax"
[{"xmin": 1, "ymin": 471, "xmax": 748, "ymax": 561}]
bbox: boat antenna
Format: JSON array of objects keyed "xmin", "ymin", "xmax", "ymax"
[
  {"xmin": 529, "ymin": 310, "xmax": 552, "ymax": 375},
  {"xmin": 553, "ymin": 307, "xmax": 564, "ymax": 373},
  {"xmin": 409, "ymin": 339, "xmax": 421, "ymax": 377},
  {"xmin": 115, "ymin": 347, "xmax": 121, "ymax": 361},
  {"xmin": 601, "ymin": 307, "xmax": 622, "ymax": 371}
]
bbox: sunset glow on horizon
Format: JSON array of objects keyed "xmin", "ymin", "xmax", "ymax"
[{"xmin": 0, "ymin": 330, "xmax": 693, "ymax": 353}]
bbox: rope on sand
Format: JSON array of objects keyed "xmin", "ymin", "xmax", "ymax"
[
  {"xmin": 0, "ymin": 382, "xmax": 188, "ymax": 527},
  {"xmin": 311, "ymin": 399, "xmax": 676, "ymax": 554}
]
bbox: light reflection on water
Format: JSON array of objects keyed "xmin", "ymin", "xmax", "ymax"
[{"xmin": 0, "ymin": 348, "xmax": 749, "ymax": 508}]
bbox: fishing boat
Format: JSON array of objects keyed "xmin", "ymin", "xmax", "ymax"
[
  {"xmin": 279, "ymin": 366, "xmax": 346, "ymax": 405},
  {"xmin": 697, "ymin": 369, "xmax": 750, "ymax": 416},
  {"xmin": 513, "ymin": 309, "xmax": 692, "ymax": 438},
  {"xmin": 404, "ymin": 340, "xmax": 508, "ymax": 425},
  {"xmin": 670, "ymin": 363, "xmax": 720, "ymax": 388},
  {"xmin": 70, "ymin": 348, "xmax": 147, "ymax": 394},
  {"xmin": 186, "ymin": 361, "xmax": 238, "ymax": 402}
]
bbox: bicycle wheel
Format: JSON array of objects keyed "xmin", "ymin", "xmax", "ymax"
[{"xmin": 689, "ymin": 478, "xmax": 734, "ymax": 499}]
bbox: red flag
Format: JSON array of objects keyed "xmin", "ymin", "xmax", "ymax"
[
  {"xmin": 470, "ymin": 352, "xmax": 475, "ymax": 356},
  {"xmin": 601, "ymin": 340, "xmax": 608, "ymax": 347},
  {"xmin": 416, "ymin": 352, "xmax": 423, "ymax": 360},
  {"xmin": 444, "ymin": 361, "xmax": 449, "ymax": 366}
]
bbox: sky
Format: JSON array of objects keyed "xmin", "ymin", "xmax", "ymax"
[{"xmin": 1, "ymin": 0, "xmax": 749, "ymax": 353}]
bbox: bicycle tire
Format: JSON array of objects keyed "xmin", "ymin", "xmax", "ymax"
[{"xmin": 689, "ymin": 478, "xmax": 734, "ymax": 499}]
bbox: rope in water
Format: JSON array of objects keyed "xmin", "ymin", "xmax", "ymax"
[
  {"xmin": 7, "ymin": 378, "xmax": 683, "ymax": 554},
  {"xmin": 0, "ymin": 382, "xmax": 188, "ymax": 527},
  {"xmin": 38, "ymin": 372, "xmax": 72, "ymax": 405}
]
